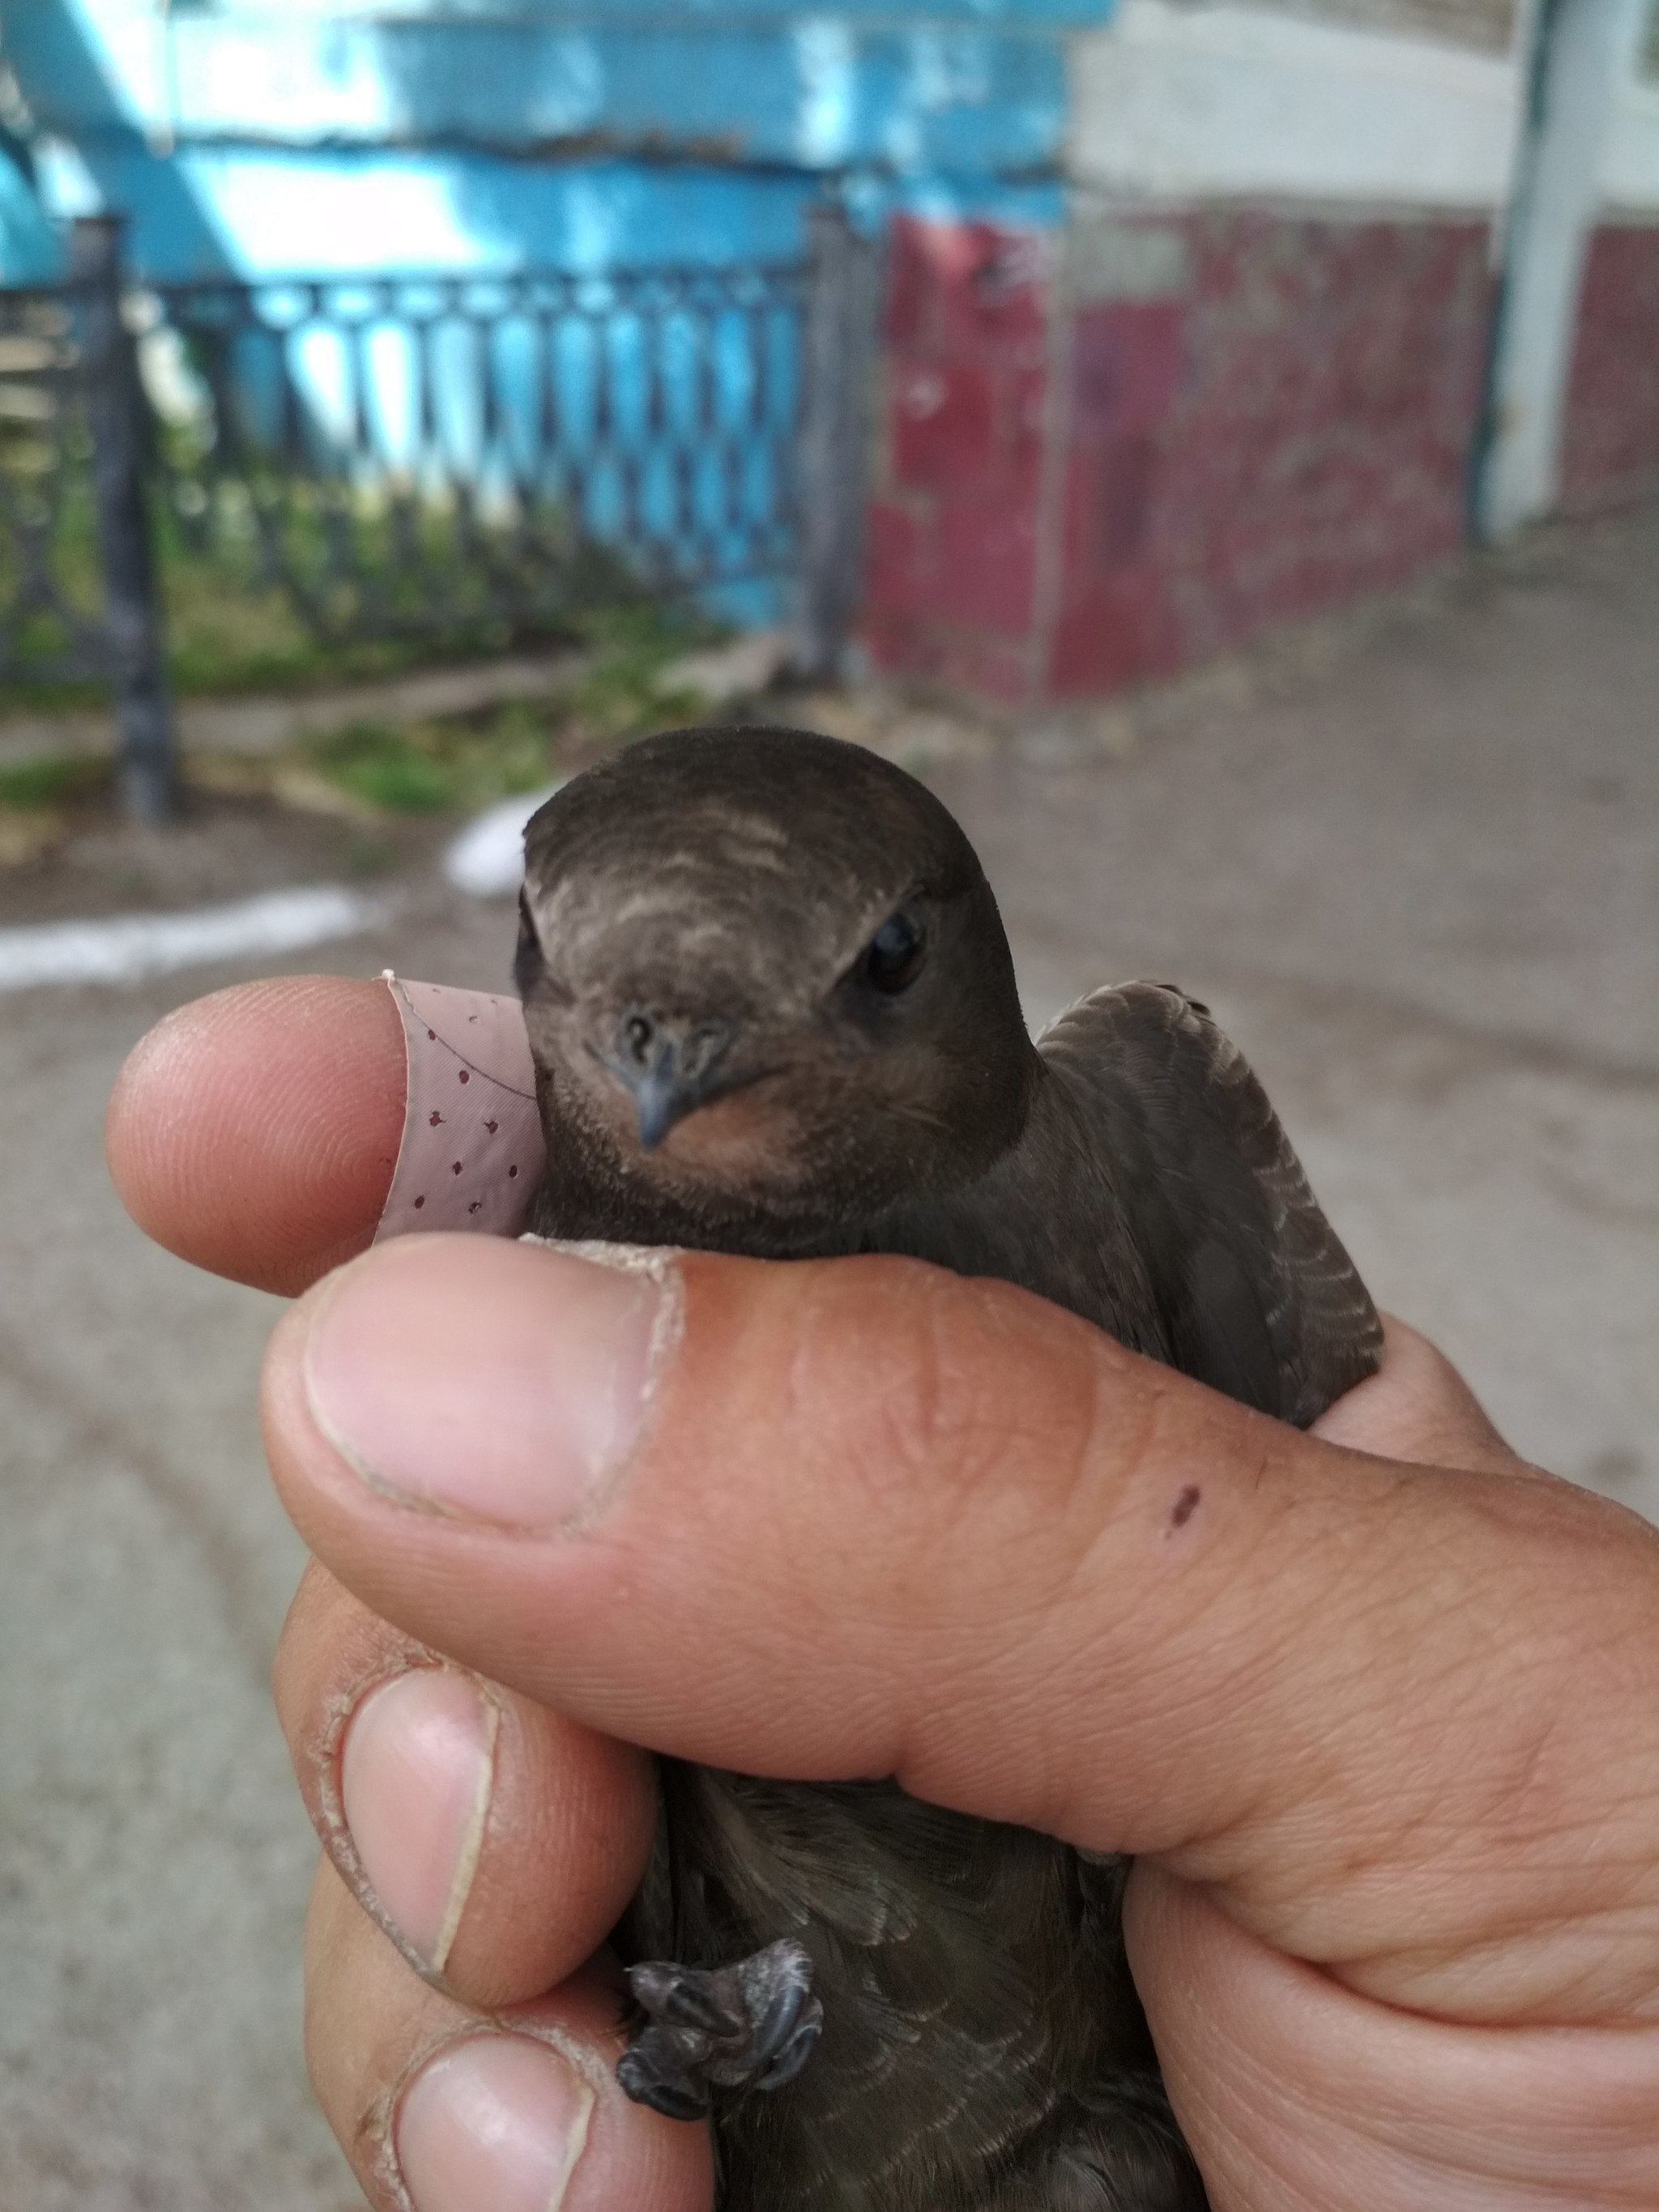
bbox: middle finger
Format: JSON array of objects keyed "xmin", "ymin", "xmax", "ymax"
[{"xmin": 275, "ymin": 1560, "xmax": 658, "ymax": 2008}]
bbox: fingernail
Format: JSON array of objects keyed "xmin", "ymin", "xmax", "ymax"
[
  {"xmin": 339, "ymin": 1669, "xmax": 497, "ymax": 1973},
  {"xmin": 397, "ymin": 2035, "xmax": 593, "ymax": 2212},
  {"xmin": 303, "ymin": 1238, "xmax": 669, "ymax": 1527}
]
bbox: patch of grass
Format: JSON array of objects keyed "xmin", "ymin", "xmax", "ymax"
[
  {"xmin": 154, "ymin": 487, "xmax": 507, "ymax": 697},
  {"xmin": 298, "ymin": 604, "xmax": 726, "ymax": 817},
  {"xmin": 0, "ymin": 420, "xmax": 728, "ymax": 724},
  {"xmin": 306, "ymin": 697, "xmax": 559, "ymax": 816},
  {"xmin": 565, "ymin": 601, "xmax": 724, "ymax": 739},
  {"xmin": 0, "ymin": 498, "xmax": 420, "ymax": 709},
  {"xmin": 162, "ymin": 557, "xmax": 425, "ymax": 698},
  {"xmin": 0, "ymin": 753, "xmax": 109, "ymax": 810},
  {"xmin": 309, "ymin": 724, "xmax": 454, "ymax": 813},
  {"xmin": 0, "ymin": 458, "xmax": 592, "ymax": 708},
  {"xmin": 0, "ymin": 521, "xmax": 696, "ymax": 713}
]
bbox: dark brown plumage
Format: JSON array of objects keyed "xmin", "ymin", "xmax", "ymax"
[{"xmin": 515, "ymin": 724, "xmax": 1383, "ymax": 2212}]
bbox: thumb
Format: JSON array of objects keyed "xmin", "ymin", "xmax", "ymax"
[{"xmin": 263, "ymin": 1233, "xmax": 1659, "ymax": 2026}]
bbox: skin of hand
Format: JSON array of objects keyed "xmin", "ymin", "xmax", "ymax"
[{"xmin": 107, "ymin": 976, "xmax": 1659, "ymax": 2212}]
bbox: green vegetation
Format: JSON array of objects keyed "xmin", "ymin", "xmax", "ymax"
[
  {"xmin": 0, "ymin": 397, "xmax": 740, "ymax": 843},
  {"xmin": 306, "ymin": 703, "xmax": 553, "ymax": 816},
  {"xmin": 160, "ymin": 534, "xmax": 422, "ymax": 698},
  {"xmin": 562, "ymin": 600, "xmax": 720, "ymax": 735},
  {"xmin": 0, "ymin": 471, "xmax": 407, "ymax": 708},
  {"xmin": 152, "ymin": 473, "xmax": 575, "ymax": 697},
  {"xmin": 0, "ymin": 749, "xmax": 108, "ymax": 868},
  {"xmin": 0, "ymin": 752, "xmax": 108, "ymax": 811},
  {"xmin": 0, "ymin": 434, "xmax": 686, "ymax": 705},
  {"xmin": 0, "ymin": 592, "xmax": 727, "ymax": 857},
  {"xmin": 298, "ymin": 602, "xmax": 720, "ymax": 816}
]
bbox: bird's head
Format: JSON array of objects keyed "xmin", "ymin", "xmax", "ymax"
[{"xmin": 515, "ymin": 725, "xmax": 1037, "ymax": 1231}]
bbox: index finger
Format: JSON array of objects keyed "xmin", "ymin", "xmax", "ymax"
[{"xmin": 106, "ymin": 975, "xmax": 407, "ymax": 1297}]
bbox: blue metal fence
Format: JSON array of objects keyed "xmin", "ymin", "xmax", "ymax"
[
  {"xmin": 0, "ymin": 209, "xmax": 879, "ymax": 816},
  {"xmin": 152, "ymin": 258, "xmax": 809, "ymax": 644}
]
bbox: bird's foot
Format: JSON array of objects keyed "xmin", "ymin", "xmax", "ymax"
[{"xmin": 616, "ymin": 1937, "xmax": 823, "ymax": 2121}]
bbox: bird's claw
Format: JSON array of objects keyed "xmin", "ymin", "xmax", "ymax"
[{"xmin": 616, "ymin": 1937, "xmax": 823, "ymax": 2120}]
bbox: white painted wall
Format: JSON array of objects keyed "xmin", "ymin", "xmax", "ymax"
[
  {"xmin": 1599, "ymin": 67, "xmax": 1659, "ymax": 205},
  {"xmin": 1069, "ymin": 0, "xmax": 1528, "ymax": 207}
]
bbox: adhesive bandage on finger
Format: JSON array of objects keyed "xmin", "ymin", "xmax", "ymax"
[{"xmin": 375, "ymin": 974, "xmax": 545, "ymax": 1242}]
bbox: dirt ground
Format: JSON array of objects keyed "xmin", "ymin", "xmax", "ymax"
[{"xmin": 1, "ymin": 505, "xmax": 1655, "ymax": 2210}]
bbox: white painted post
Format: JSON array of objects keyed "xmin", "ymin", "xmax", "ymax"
[{"xmin": 1477, "ymin": 0, "xmax": 1648, "ymax": 536}]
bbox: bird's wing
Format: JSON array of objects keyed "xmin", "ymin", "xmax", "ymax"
[{"xmin": 1037, "ymin": 982, "xmax": 1381, "ymax": 1426}]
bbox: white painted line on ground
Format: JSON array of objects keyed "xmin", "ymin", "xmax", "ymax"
[
  {"xmin": 443, "ymin": 782, "xmax": 563, "ymax": 898},
  {"xmin": 0, "ymin": 884, "xmax": 387, "ymax": 993}
]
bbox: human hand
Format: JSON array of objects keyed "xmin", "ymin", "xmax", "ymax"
[{"xmin": 109, "ymin": 976, "xmax": 1659, "ymax": 2211}]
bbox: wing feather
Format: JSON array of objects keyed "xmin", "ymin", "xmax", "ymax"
[{"xmin": 1037, "ymin": 982, "xmax": 1381, "ymax": 1426}]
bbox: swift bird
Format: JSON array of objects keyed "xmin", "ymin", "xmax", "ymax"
[{"xmin": 514, "ymin": 725, "xmax": 1382, "ymax": 2212}]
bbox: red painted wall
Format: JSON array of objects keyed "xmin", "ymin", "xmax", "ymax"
[
  {"xmin": 864, "ymin": 210, "xmax": 1493, "ymax": 701},
  {"xmin": 864, "ymin": 217, "xmax": 1053, "ymax": 701},
  {"xmin": 1558, "ymin": 223, "xmax": 1659, "ymax": 515}
]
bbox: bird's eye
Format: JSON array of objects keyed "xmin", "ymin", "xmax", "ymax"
[{"xmin": 860, "ymin": 905, "xmax": 927, "ymax": 995}]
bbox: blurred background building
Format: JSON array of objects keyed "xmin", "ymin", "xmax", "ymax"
[{"xmin": 0, "ymin": 0, "xmax": 1654, "ymax": 705}]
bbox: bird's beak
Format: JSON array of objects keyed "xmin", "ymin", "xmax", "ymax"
[
  {"xmin": 611, "ymin": 1025, "xmax": 738, "ymax": 1150},
  {"xmin": 626, "ymin": 1044, "xmax": 694, "ymax": 1150}
]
